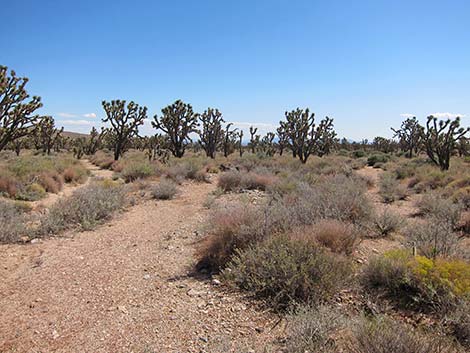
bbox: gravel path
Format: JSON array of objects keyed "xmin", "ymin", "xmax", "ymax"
[{"xmin": 0, "ymin": 180, "xmax": 281, "ymax": 352}]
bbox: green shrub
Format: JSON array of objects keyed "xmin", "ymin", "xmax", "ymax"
[
  {"xmin": 151, "ymin": 178, "xmax": 178, "ymax": 200},
  {"xmin": 121, "ymin": 162, "xmax": 156, "ymax": 182},
  {"xmin": 367, "ymin": 153, "xmax": 391, "ymax": 167},
  {"xmin": 223, "ymin": 236, "xmax": 352, "ymax": 310}
]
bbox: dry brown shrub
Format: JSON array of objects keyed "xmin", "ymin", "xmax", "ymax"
[{"xmin": 0, "ymin": 175, "xmax": 17, "ymax": 197}]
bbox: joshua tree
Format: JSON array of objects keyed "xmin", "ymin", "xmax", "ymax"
[
  {"xmin": 8, "ymin": 137, "xmax": 28, "ymax": 156},
  {"xmin": 0, "ymin": 66, "xmax": 42, "ymax": 151},
  {"xmin": 223, "ymin": 123, "xmax": 238, "ymax": 157},
  {"xmin": 391, "ymin": 117, "xmax": 424, "ymax": 158},
  {"xmin": 152, "ymin": 100, "xmax": 199, "ymax": 158},
  {"xmin": 276, "ymin": 123, "xmax": 289, "ymax": 156},
  {"xmin": 84, "ymin": 126, "xmax": 102, "ymax": 155},
  {"xmin": 198, "ymin": 108, "xmax": 225, "ymax": 159},
  {"xmin": 261, "ymin": 132, "xmax": 276, "ymax": 157},
  {"xmin": 236, "ymin": 130, "xmax": 244, "ymax": 157},
  {"xmin": 423, "ymin": 115, "xmax": 469, "ymax": 170},
  {"xmin": 102, "ymin": 100, "xmax": 147, "ymax": 160},
  {"xmin": 72, "ymin": 137, "xmax": 87, "ymax": 159},
  {"xmin": 282, "ymin": 108, "xmax": 337, "ymax": 163},
  {"xmin": 248, "ymin": 126, "xmax": 260, "ymax": 154},
  {"xmin": 34, "ymin": 116, "xmax": 64, "ymax": 155}
]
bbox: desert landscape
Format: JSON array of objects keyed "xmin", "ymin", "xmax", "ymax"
[{"xmin": 2, "ymin": 1, "xmax": 470, "ymax": 352}]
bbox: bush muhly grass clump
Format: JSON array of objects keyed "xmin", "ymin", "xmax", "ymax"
[{"xmin": 38, "ymin": 181, "xmax": 126, "ymax": 234}]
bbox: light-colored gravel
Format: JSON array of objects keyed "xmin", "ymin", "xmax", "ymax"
[{"xmin": 0, "ymin": 180, "xmax": 282, "ymax": 352}]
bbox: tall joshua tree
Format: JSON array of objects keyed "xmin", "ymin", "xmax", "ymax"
[
  {"xmin": 223, "ymin": 123, "xmax": 238, "ymax": 158},
  {"xmin": 0, "ymin": 66, "xmax": 42, "ymax": 151},
  {"xmin": 391, "ymin": 117, "xmax": 424, "ymax": 158},
  {"xmin": 102, "ymin": 100, "xmax": 147, "ymax": 160},
  {"xmin": 85, "ymin": 126, "xmax": 102, "ymax": 155},
  {"xmin": 282, "ymin": 108, "xmax": 336, "ymax": 163},
  {"xmin": 276, "ymin": 123, "xmax": 288, "ymax": 156},
  {"xmin": 34, "ymin": 116, "xmax": 64, "ymax": 155},
  {"xmin": 248, "ymin": 126, "xmax": 260, "ymax": 154},
  {"xmin": 198, "ymin": 107, "xmax": 225, "ymax": 159},
  {"xmin": 152, "ymin": 100, "xmax": 199, "ymax": 158},
  {"xmin": 423, "ymin": 115, "xmax": 469, "ymax": 170}
]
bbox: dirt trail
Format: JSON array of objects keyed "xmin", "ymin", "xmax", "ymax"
[
  {"xmin": 30, "ymin": 159, "xmax": 114, "ymax": 210},
  {"xmin": 0, "ymin": 180, "xmax": 280, "ymax": 352}
]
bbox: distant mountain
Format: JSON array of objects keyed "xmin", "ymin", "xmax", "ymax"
[{"xmin": 63, "ymin": 131, "xmax": 90, "ymax": 139}]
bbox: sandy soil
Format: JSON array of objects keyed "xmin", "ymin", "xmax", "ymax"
[{"xmin": 0, "ymin": 177, "xmax": 281, "ymax": 352}]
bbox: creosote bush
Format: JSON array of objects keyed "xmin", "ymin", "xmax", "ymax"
[
  {"xmin": 121, "ymin": 161, "xmax": 157, "ymax": 182},
  {"xmin": 223, "ymin": 235, "xmax": 352, "ymax": 310},
  {"xmin": 152, "ymin": 178, "xmax": 178, "ymax": 200},
  {"xmin": 417, "ymin": 192, "xmax": 463, "ymax": 228},
  {"xmin": 38, "ymin": 181, "xmax": 126, "ymax": 234},
  {"xmin": 447, "ymin": 301, "xmax": 470, "ymax": 349}
]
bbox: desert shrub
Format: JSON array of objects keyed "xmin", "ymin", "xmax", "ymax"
[
  {"xmin": 406, "ymin": 220, "xmax": 459, "ymax": 259},
  {"xmin": 16, "ymin": 183, "xmax": 47, "ymax": 201},
  {"xmin": 452, "ymin": 187, "xmax": 470, "ymax": 209},
  {"xmin": 311, "ymin": 219, "xmax": 360, "ymax": 255},
  {"xmin": 362, "ymin": 249, "xmax": 470, "ymax": 311},
  {"xmin": 417, "ymin": 193, "xmax": 462, "ymax": 228},
  {"xmin": 151, "ymin": 178, "xmax": 178, "ymax": 200},
  {"xmin": 352, "ymin": 150, "xmax": 366, "ymax": 158},
  {"xmin": 379, "ymin": 173, "xmax": 408, "ymax": 203},
  {"xmin": 289, "ymin": 175, "xmax": 373, "ymax": 225},
  {"xmin": 0, "ymin": 174, "xmax": 18, "ymax": 197},
  {"xmin": 121, "ymin": 162, "xmax": 156, "ymax": 182},
  {"xmin": 223, "ymin": 236, "xmax": 352, "ymax": 309},
  {"xmin": 197, "ymin": 202, "xmax": 264, "ymax": 272},
  {"xmin": 447, "ymin": 301, "xmax": 470, "ymax": 349},
  {"xmin": 367, "ymin": 153, "xmax": 391, "ymax": 167},
  {"xmin": 217, "ymin": 170, "xmax": 275, "ymax": 192},
  {"xmin": 39, "ymin": 181, "xmax": 126, "ymax": 234},
  {"xmin": 217, "ymin": 170, "xmax": 242, "ymax": 191},
  {"xmin": 347, "ymin": 315, "xmax": 460, "ymax": 353},
  {"xmin": 286, "ymin": 304, "xmax": 343, "ymax": 353},
  {"xmin": 63, "ymin": 166, "xmax": 87, "ymax": 183},
  {"xmin": 38, "ymin": 172, "xmax": 64, "ymax": 193},
  {"xmin": 370, "ymin": 209, "xmax": 404, "ymax": 238},
  {"xmin": 90, "ymin": 151, "xmax": 114, "ymax": 169},
  {"xmin": 0, "ymin": 200, "xmax": 29, "ymax": 243}
]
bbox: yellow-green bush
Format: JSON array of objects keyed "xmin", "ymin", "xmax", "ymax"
[{"xmin": 363, "ymin": 249, "xmax": 470, "ymax": 311}]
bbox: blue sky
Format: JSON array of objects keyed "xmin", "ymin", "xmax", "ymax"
[{"xmin": 1, "ymin": 0, "xmax": 469, "ymax": 140}]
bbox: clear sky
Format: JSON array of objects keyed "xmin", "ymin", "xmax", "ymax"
[{"xmin": 2, "ymin": 0, "xmax": 469, "ymax": 140}]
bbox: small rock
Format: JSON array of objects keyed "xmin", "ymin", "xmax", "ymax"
[
  {"xmin": 30, "ymin": 238, "xmax": 40, "ymax": 244},
  {"xmin": 187, "ymin": 288, "xmax": 205, "ymax": 297},
  {"xmin": 199, "ymin": 336, "xmax": 208, "ymax": 343},
  {"xmin": 211, "ymin": 279, "xmax": 221, "ymax": 286},
  {"xmin": 143, "ymin": 274, "xmax": 151, "ymax": 280},
  {"xmin": 52, "ymin": 330, "xmax": 59, "ymax": 339}
]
